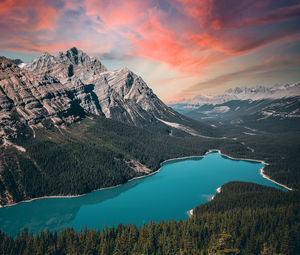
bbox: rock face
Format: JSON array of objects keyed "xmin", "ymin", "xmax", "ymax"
[
  {"xmin": 0, "ymin": 56, "xmax": 76, "ymax": 140},
  {"xmin": 25, "ymin": 47, "xmax": 107, "ymax": 84},
  {"xmin": 24, "ymin": 47, "xmax": 178, "ymax": 126},
  {"xmin": 0, "ymin": 47, "xmax": 209, "ymax": 141}
]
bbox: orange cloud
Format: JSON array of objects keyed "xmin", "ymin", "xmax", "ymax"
[{"xmin": 0, "ymin": 0, "xmax": 59, "ymax": 32}]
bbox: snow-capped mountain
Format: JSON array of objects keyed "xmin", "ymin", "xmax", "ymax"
[
  {"xmin": 0, "ymin": 48, "xmax": 214, "ymax": 141},
  {"xmin": 176, "ymin": 84, "xmax": 300, "ymax": 106},
  {"xmin": 170, "ymin": 84, "xmax": 300, "ymax": 131},
  {"xmin": 170, "ymin": 88, "xmax": 300, "ymax": 134}
]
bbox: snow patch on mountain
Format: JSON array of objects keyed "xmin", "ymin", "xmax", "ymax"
[
  {"xmin": 204, "ymin": 106, "xmax": 230, "ymax": 114},
  {"xmin": 18, "ymin": 63, "xmax": 26, "ymax": 68},
  {"xmin": 156, "ymin": 118, "xmax": 199, "ymax": 136}
]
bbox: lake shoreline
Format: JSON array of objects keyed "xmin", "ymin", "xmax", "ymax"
[
  {"xmin": 207, "ymin": 149, "xmax": 293, "ymax": 191},
  {"xmin": 0, "ymin": 149, "xmax": 293, "ymax": 208},
  {"xmin": 187, "ymin": 209, "xmax": 194, "ymax": 217},
  {"xmin": 186, "ymin": 149, "xmax": 293, "ymax": 218}
]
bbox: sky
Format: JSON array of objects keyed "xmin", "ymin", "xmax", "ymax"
[{"xmin": 1, "ymin": 0, "xmax": 300, "ymax": 103}]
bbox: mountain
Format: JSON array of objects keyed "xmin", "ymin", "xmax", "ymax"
[
  {"xmin": 0, "ymin": 48, "xmax": 217, "ymax": 143},
  {"xmin": 170, "ymin": 84, "xmax": 300, "ymax": 133},
  {"xmin": 7, "ymin": 58, "xmax": 23, "ymax": 66},
  {"xmin": 172, "ymin": 83, "xmax": 300, "ymax": 106},
  {"xmin": 0, "ymin": 48, "xmax": 220, "ymax": 206},
  {"xmin": 181, "ymin": 97, "xmax": 300, "ymax": 133},
  {"xmin": 23, "ymin": 47, "xmax": 187, "ymax": 129},
  {"xmin": 0, "ymin": 52, "xmax": 299, "ymax": 254},
  {"xmin": 0, "ymin": 56, "xmax": 80, "ymax": 139}
]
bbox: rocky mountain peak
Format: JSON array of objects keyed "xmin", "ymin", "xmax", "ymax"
[
  {"xmin": 56, "ymin": 47, "xmax": 107, "ymax": 72},
  {"xmin": 120, "ymin": 66, "xmax": 130, "ymax": 73},
  {"xmin": 41, "ymin": 52, "xmax": 51, "ymax": 56},
  {"xmin": 1, "ymin": 48, "xmax": 211, "ymax": 141},
  {"xmin": 70, "ymin": 46, "xmax": 79, "ymax": 55},
  {"xmin": 25, "ymin": 47, "xmax": 107, "ymax": 77},
  {"xmin": 59, "ymin": 47, "xmax": 86, "ymax": 65},
  {"xmin": 25, "ymin": 52, "xmax": 57, "ymax": 72},
  {"xmin": 0, "ymin": 56, "xmax": 18, "ymax": 70}
]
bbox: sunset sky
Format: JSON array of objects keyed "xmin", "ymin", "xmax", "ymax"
[{"xmin": 1, "ymin": 0, "xmax": 300, "ymax": 102}]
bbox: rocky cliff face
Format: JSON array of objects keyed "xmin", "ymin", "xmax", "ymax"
[
  {"xmin": 24, "ymin": 47, "xmax": 178, "ymax": 125},
  {"xmin": 25, "ymin": 47, "xmax": 107, "ymax": 84},
  {"xmin": 1, "ymin": 47, "xmax": 211, "ymax": 141},
  {"xmin": 0, "ymin": 57, "xmax": 77, "ymax": 140}
]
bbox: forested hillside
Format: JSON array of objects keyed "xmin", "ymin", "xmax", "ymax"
[
  {"xmin": 1, "ymin": 103, "xmax": 299, "ymax": 254},
  {"xmin": 1, "ymin": 112, "xmax": 299, "ymax": 206},
  {"xmin": 0, "ymin": 115, "xmax": 238, "ymax": 206}
]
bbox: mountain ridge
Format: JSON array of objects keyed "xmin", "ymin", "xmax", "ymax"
[
  {"xmin": 173, "ymin": 83, "xmax": 300, "ymax": 106},
  {"xmin": 0, "ymin": 47, "xmax": 217, "ymax": 142}
]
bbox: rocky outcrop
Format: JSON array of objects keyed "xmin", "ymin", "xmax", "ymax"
[
  {"xmin": 25, "ymin": 47, "xmax": 107, "ymax": 84},
  {"xmin": 0, "ymin": 57, "xmax": 78, "ymax": 140}
]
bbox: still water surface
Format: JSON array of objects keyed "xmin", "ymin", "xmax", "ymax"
[{"xmin": 0, "ymin": 152, "xmax": 285, "ymax": 236}]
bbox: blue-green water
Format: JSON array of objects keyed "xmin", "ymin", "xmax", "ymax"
[{"xmin": 0, "ymin": 152, "xmax": 285, "ymax": 236}]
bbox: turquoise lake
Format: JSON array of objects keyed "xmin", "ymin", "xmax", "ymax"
[{"xmin": 0, "ymin": 152, "xmax": 285, "ymax": 236}]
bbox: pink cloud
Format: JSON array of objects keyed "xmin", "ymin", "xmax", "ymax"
[
  {"xmin": 84, "ymin": 0, "xmax": 150, "ymax": 30},
  {"xmin": 82, "ymin": 0, "xmax": 300, "ymax": 76},
  {"xmin": 83, "ymin": 1, "xmax": 228, "ymax": 73},
  {"xmin": 0, "ymin": 0, "xmax": 59, "ymax": 32},
  {"xmin": 0, "ymin": 0, "xmax": 299, "ymax": 83}
]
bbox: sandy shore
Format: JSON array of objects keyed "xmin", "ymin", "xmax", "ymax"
[
  {"xmin": 1, "ymin": 149, "xmax": 293, "ymax": 208},
  {"xmin": 189, "ymin": 185, "xmax": 221, "ymax": 217},
  {"xmin": 259, "ymin": 167, "xmax": 293, "ymax": 191},
  {"xmin": 187, "ymin": 209, "xmax": 194, "ymax": 217},
  {"xmin": 210, "ymin": 186, "xmax": 222, "ymax": 201}
]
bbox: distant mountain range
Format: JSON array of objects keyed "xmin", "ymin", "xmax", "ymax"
[
  {"xmin": 172, "ymin": 83, "xmax": 300, "ymax": 107},
  {"xmin": 170, "ymin": 84, "xmax": 300, "ymax": 133}
]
